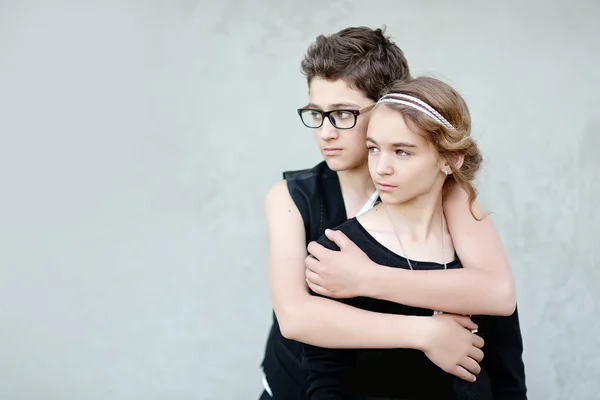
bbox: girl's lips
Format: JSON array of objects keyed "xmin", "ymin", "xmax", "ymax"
[{"xmin": 376, "ymin": 182, "xmax": 397, "ymax": 191}]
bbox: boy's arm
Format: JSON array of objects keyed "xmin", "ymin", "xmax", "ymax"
[
  {"xmin": 442, "ymin": 185, "xmax": 516, "ymax": 314},
  {"xmin": 265, "ymin": 180, "xmax": 483, "ymax": 383},
  {"xmin": 266, "ymin": 180, "xmax": 426, "ymax": 349},
  {"xmin": 305, "ymin": 187, "xmax": 515, "ymax": 316},
  {"xmin": 448, "ymin": 187, "xmax": 526, "ymax": 399}
]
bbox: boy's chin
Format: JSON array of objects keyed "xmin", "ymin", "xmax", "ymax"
[{"xmin": 324, "ymin": 157, "xmax": 366, "ymax": 172}]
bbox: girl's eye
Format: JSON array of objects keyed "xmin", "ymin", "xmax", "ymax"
[
  {"xmin": 396, "ymin": 150, "xmax": 409, "ymax": 156},
  {"xmin": 367, "ymin": 146, "xmax": 379, "ymax": 154}
]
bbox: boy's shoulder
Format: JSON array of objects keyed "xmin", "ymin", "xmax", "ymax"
[{"xmin": 282, "ymin": 160, "xmax": 335, "ymax": 182}]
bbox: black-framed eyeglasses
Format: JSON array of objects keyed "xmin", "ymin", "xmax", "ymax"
[{"xmin": 297, "ymin": 105, "xmax": 375, "ymax": 129}]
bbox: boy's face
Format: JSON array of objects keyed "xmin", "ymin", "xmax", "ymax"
[{"xmin": 304, "ymin": 78, "xmax": 374, "ymax": 172}]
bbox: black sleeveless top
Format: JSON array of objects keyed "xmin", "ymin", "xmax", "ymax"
[
  {"xmin": 304, "ymin": 218, "xmax": 494, "ymax": 399},
  {"xmin": 260, "ymin": 161, "xmax": 527, "ymax": 400}
]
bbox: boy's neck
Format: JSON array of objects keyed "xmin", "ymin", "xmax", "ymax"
[{"xmin": 336, "ymin": 162, "xmax": 376, "ymax": 216}]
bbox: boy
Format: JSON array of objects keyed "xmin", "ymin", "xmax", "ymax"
[{"xmin": 261, "ymin": 26, "xmax": 526, "ymax": 400}]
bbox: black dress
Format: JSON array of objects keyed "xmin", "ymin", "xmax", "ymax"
[{"xmin": 303, "ymin": 217, "xmax": 495, "ymax": 400}]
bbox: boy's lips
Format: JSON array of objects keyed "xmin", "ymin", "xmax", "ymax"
[{"xmin": 323, "ymin": 147, "xmax": 343, "ymax": 155}]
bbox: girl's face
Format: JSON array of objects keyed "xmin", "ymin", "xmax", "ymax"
[
  {"xmin": 305, "ymin": 77, "xmax": 374, "ymax": 172},
  {"xmin": 366, "ymin": 105, "xmax": 448, "ymax": 205}
]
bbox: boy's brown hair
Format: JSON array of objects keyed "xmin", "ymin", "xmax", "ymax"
[{"xmin": 300, "ymin": 26, "xmax": 411, "ymax": 101}]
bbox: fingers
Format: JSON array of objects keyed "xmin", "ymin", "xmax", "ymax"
[
  {"xmin": 460, "ymin": 356, "xmax": 481, "ymax": 377},
  {"xmin": 305, "ymin": 254, "xmax": 320, "ymax": 272},
  {"xmin": 305, "ymin": 268, "xmax": 321, "ymax": 285},
  {"xmin": 307, "ymin": 241, "xmax": 328, "ymax": 260},
  {"xmin": 451, "ymin": 365, "xmax": 476, "ymax": 383},
  {"xmin": 471, "ymin": 333, "xmax": 485, "ymax": 349},
  {"xmin": 324, "ymin": 229, "xmax": 351, "ymax": 249},
  {"xmin": 451, "ymin": 315, "xmax": 478, "ymax": 331},
  {"xmin": 468, "ymin": 347, "xmax": 484, "ymax": 363},
  {"xmin": 306, "ymin": 279, "xmax": 331, "ymax": 297}
]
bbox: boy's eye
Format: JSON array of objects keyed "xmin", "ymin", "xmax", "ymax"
[
  {"xmin": 334, "ymin": 111, "xmax": 352, "ymax": 119},
  {"xmin": 367, "ymin": 146, "xmax": 379, "ymax": 154},
  {"xmin": 396, "ymin": 150, "xmax": 409, "ymax": 156}
]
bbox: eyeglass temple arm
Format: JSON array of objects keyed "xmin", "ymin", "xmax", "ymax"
[{"xmin": 359, "ymin": 104, "xmax": 377, "ymax": 114}]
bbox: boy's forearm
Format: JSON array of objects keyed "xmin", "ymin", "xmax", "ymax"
[
  {"xmin": 280, "ymin": 295, "xmax": 427, "ymax": 349},
  {"xmin": 365, "ymin": 263, "xmax": 516, "ymax": 316}
]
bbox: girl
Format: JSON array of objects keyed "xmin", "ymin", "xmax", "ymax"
[{"xmin": 303, "ymin": 76, "xmax": 504, "ymax": 399}]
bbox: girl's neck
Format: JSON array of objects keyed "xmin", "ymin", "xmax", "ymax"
[{"xmin": 384, "ymin": 190, "xmax": 445, "ymax": 241}]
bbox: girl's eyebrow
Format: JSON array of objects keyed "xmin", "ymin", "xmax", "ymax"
[{"xmin": 366, "ymin": 137, "xmax": 417, "ymax": 148}]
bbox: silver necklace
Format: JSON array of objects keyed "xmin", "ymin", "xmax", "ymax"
[
  {"xmin": 385, "ymin": 203, "xmax": 447, "ymax": 315},
  {"xmin": 384, "ymin": 204, "xmax": 447, "ymax": 271}
]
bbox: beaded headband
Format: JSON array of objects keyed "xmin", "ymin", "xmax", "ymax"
[{"xmin": 377, "ymin": 93, "xmax": 456, "ymax": 130}]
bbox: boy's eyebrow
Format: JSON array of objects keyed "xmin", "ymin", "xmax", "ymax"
[
  {"xmin": 330, "ymin": 102, "xmax": 360, "ymax": 109},
  {"xmin": 366, "ymin": 137, "xmax": 417, "ymax": 147},
  {"xmin": 304, "ymin": 102, "xmax": 361, "ymax": 110}
]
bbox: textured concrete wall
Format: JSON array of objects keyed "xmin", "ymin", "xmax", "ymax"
[{"xmin": 1, "ymin": 1, "xmax": 598, "ymax": 399}]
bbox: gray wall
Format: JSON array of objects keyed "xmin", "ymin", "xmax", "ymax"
[{"xmin": 1, "ymin": 1, "xmax": 598, "ymax": 399}]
